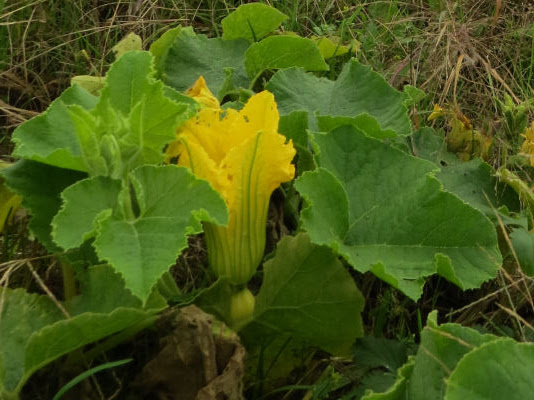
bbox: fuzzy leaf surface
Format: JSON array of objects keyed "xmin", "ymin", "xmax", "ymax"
[
  {"xmin": 245, "ymin": 36, "xmax": 328, "ymax": 78},
  {"xmin": 407, "ymin": 314, "xmax": 499, "ymax": 400},
  {"xmin": 11, "ymin": 85, "xmax": 97, "ymax": 171},
  {"xmin": 445, "ymin": 340, "xmax": 534, "ymax": 400},
  {"xmin": 295, "ymin": 125, "xmax": 501, "ymax": 299},
  {"xmin": 66, "ymin": 264, "xmax": 143, "ymax": 315},
  {"xmin": 242, "ymin": 233, "xmax": 365, "ymax": 356},
  {"xmin": 510, "ymin": 228, "xmax": 534, "ymax": 276},
  {"xmin": 1, "ymin": 160, "xmax": 86, "ymax": 250},
  {"xmin": 74, "ymin": 51, "xmax": 195, "ymax": 179},
  {"xmin": 52, "ymin": 176, "xmax": 122, "ymax": 250},
  {"xmin": 361, "ymin": 358, "xmax": 415, "ymax": 400},
  {"xmin": 160, "ymin": 27, "xmax": 250, "ymax": 97},
  {"xmin": 0, "ymin": 289, "xmax": 63, "ymax": 397},
  {"xmin": 362, "ymin": 312, "xmax": 500, "ymax": 400},
  {"xmin": 93, "ymin": 165, "xmax": 228, "ymax": 301},
  {"xmin": 0, "ymin": 284, "xmax": 160, "ymax": 398},
  {"xmin": 222, "ymin": 3, "xmax": 287, "ymax": 42},
  {"xmin": 266, "ymin": 60, "xmax": 411, "ymax": 135},
  {"xmin": 436, "ymin": 158, "xmax": 520, "ymax": 219}
]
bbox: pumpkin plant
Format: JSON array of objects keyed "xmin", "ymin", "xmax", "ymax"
[{"xmin": 0, "ymin": 3, "xmax": 516, "ymax": 399}]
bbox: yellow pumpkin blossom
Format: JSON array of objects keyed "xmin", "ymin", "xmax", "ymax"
[
  {"xmin": 427, "ymin": 104, "xmax": 445, "ymax": 121},
  {"xmin": 520, "ymin": 122, "xmax": 534, "ymax": 167},
  {"xmin": 185, "ymin": 76, "xmax": 220, "ymax": 110},
  {"xmin": 167, "ymin": 78, "xmax": 296, "ymax": 288}
]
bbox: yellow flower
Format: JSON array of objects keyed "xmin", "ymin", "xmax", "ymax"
[
  {"xmin": 185, "ymin": 76, "xmax": 220, "ymax": 110},
  {"xmin": 167, "ymin": 78, "xmax": 296, "ymax": 286},
  {"xmin": 521, "ymin": 121, "xmax": 534, "ymax": 167},
  {"xmin": 427, "ymin": 104, "xmax": 445, "ymax": 121}
]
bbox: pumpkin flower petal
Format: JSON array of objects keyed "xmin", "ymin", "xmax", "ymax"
[
  {"xmin": 186, "ymin": 76, "xmax": 220, "ymax": 109},
  {"xmin": 428, "ymin": 104, "xmax": 445, "ymax": 121},
  {"xmin": 169, "ymin": 88, "xmax": 295, "ymax": 286}
]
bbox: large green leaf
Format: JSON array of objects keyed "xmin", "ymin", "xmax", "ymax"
[
  {"xmin": 266, "ymin": 60, "xmax": 411, "ymax": 135},
  {"xmin": 242, "ymin": 233, "xmax": 365, "ymax": 356},
  {"xmin": 362, "ymin": 311, "xmax": 500, "ymax": 400},
  {"xmin": 444, "ymin": 340, "xmax": 534, "ymax": 400},
  {"xmin": 71, "ymin": 51, "xmax": 195, "ymax": 179},
  {"xmin": 407, "ymin": 313, "xmax": 499, "ymax": 400},
  {"xmin": 317, "ymin": 114, "xmax": 398, "ymax": 139},
  {"xmin": 66, "ymin": 264, "xmax": 143, "ymax": 315},
  {"xmin": 149, "ymin": 26, "xmax": 182, "ymax": 74},
  {"xmin": 408, "ymin": 127, "xmax": 457, "ymax": 165},
  {"xmin": 1, "ymin": 160, "xmax": 86, "ymax": 251},
  {"xmin": 436, "ymin": 158, "xmax": 520, "ymax": 221},
  {"xmin": 295, "ymin": 125, "xmax": 501, "ymax": 299},
  {"xmin": 10, "ymin": 51, "xmax": 193, "ymax": 182},
  {"xmin": 22, "ymin": 308, "xmax": 154, "ymax": 389},
  {"xmin": 0, "ymin": 272, "xmax": 162, "ymax": 398},
  {"xmin": 509, "ymin": 228, "xmax": 534, "ymax": 276},
  {"xmin": 244, "ymin": 36, "xmax": 328, "ymax": 78},
  {"xmin": 92, "ymin": 165, "xmax": 228, "ymax": 301},
  {"xmin": 159, "ymin": 27, "xmax": 250, "ymax": 98},
  {"xmin": 222, "ymin": 3, "xmax": 288, "ymax": 42},
  {"xmin": 52, "ymin": 176, "xmax": 122, "ymax": 250},
  {"xmin": 11, "ymin": 85, "xmax": 97, "ymax": 171},
  {"xmin": 409, "ymin": 129, "xmax": 520, "ymax": 225},
  {"xmin": 361, "ymin": 358, "xmax": 415, "ymax": 400},
  {"xmin": 0, "ymin": 289, "xmax": 63, "ymax": 397}
]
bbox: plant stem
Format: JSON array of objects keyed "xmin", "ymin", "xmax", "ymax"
[{"xmin": 60, "ymin": 258, "xmax": 77, "ymax": 301}]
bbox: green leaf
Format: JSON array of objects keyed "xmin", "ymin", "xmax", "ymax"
[
  {"xmin": 1, "ymin": 160, "xmax": 86, "ymax": 251},
  {"xmin": 93, "ymin": 165, "xmax": 228, "ymax": 301},
  {"xmin": 354, "ymin": 337, "xmax": 409, "ymax": 374},
  {"xmin": 11, "ymin": 51, "xmax": 193, "ymax": 182},
  {"xmin": 407, "ymin": 314, "xmax": 499, "ymax": 400},
  {"xmin": 362, "ymin": 311, "xmax": 501, "ymax": 400},
  {"xmin": 70, "ymin": 75, "xmax": 105, "ymax": 96},
  {"xmin": 242, "ymin": 233, "xmax": 365, "ymax": 356},
  {"xmin": 266, "ymin": 60, "xmax": 411, "ymax": 135},
  {"xmin": 510, "ymin": 228, "xmax": 534, "ymax": 276},
  {"xmin": 408, "ymin": 127, "xmax": 457, "ymax": 166},
  {"xmin": 66, "ymin": 264, "xmax": 143, "ymax": 315},
  {"xmin": 402, "ymin": 85, "xmax": 426, "ymax": 107},
  {"xmin": 245, "ymin": 35, "xmax": 328, "ymax": 78},
  {"xmin": 279, "ymin": 111, "xmax": 309, "ymax": 148},
  {"xmin": 361, "ymin": 357, "xmax": 415, "ymax": 400},
  {"xmin": 23, "ymin": 308, "xmax": 154, "ymax": 389},
  {"xmin": 70, "ymin": 51, "xmax": 195, "ymax": 179},
  {"xmin": 0, "ymin": 286, "xmax": 160, "ymax": 398},
  {"xmin": 313, "ymin": 36, "xmax": 350, "ymax": 59},
  {"xmin": 149, "ymin": 26, "xmax": 182, "ymax": 74},
  {"xmin": 0, "ymin": 289, "xmax": 63, "ymax": 397},
  {"xmin": 436, "ymin": 158, "xmax": 520, "ymax": 221},
  {"xmin": 194, "ymin": 279, "xmax": 234, "ymax": 323},
  {"xmin": 444, "ymin": 340, "xmax": 534, "ymax": 400},
  {"xmin": 112, "ymin": 32, "xmax": 142, "ymax": 59},
  {"xmin": 160, "ymin": 27, "xmax": 250, "ymax": 98},
  {"xmin": 295, "ymin": 125, "xmax": 501, "ymax": 300},
  {"xmin": 222, "ymin": 3, "xmax": 288, "ymax": 42},
  {"xmin": 52, "ymin": 176, "xmax": 122, "ymax": 250},
  {"xmin": 317, "ymin": 114, "xmax": 398, "ymax": 139},
  {"xmin": 11, "ymin": 85, "xmax": 97, "ymax": 171},
  {"xmin": 409, "ymin": 130, "xmax": 520, "ymax": 224},
  {"xmin": 278, "ymin": 111, "xmax": 315, "ymax": 174}
]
